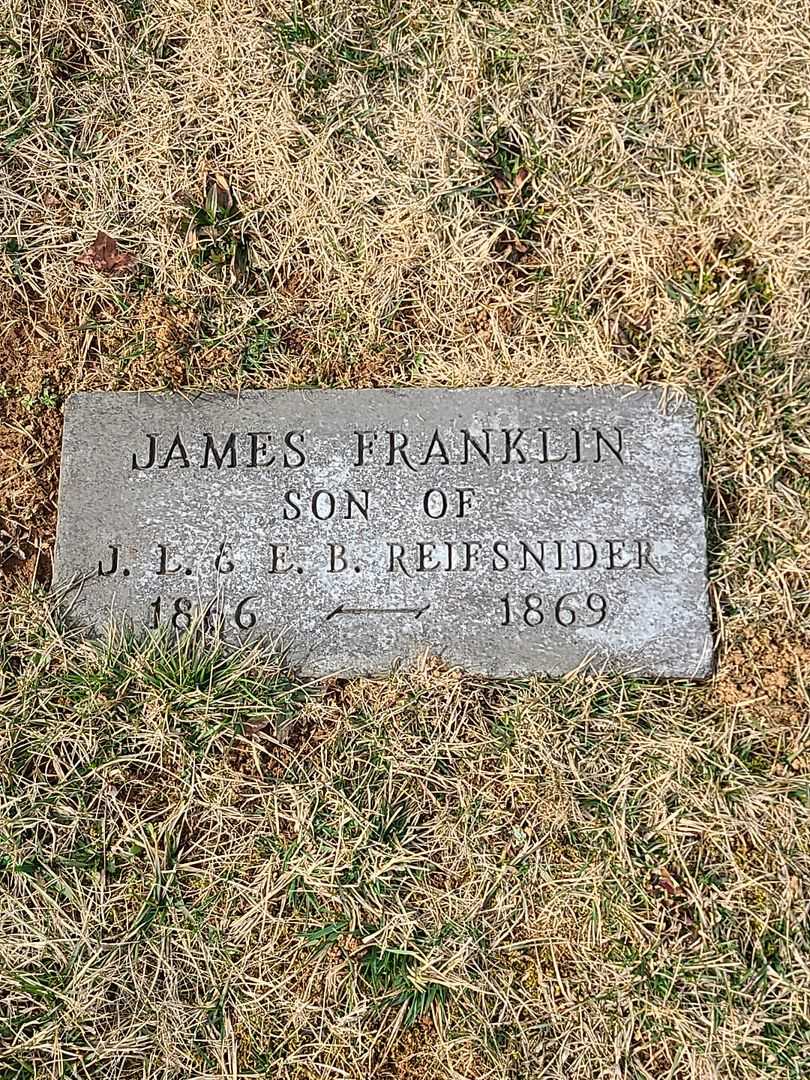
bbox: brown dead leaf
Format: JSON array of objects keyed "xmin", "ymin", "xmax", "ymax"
[
  {"xmin": 514, "ymin": 166, "xmax": 530, "ymax": 191},
  {"xmin": 75, "ymin": 231, "xmax": 137, "ymax": 274},
  {"xmin": 656, "ymin": 866, "xmax": 684, "ymax": 897},
  {"xmin": 205, "ymin": 172, "xmax": 234, "ymax": 217},
  {"xmin": 492, "ymin": 168, "xmax": 531, "ymax": 201}
]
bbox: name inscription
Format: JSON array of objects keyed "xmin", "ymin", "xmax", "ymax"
[
  {"xmin": 130, "ymin": 425, "xmax": 624, "ymax": 472},
  {"xmin": 54, "ymin": 388, "xmax": 712, "ymax": 678}
]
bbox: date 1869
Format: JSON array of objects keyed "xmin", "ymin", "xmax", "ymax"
[{"xmin": 500, "ymin": 592, "xmax": 608, "ymax": 627}]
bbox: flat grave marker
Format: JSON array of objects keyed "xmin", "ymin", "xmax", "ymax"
[{"xmin": 54, "ymin": 387, "xmax": 713, "ymax": 678}]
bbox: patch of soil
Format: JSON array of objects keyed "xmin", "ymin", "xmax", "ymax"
[
  {"xmin": 375, "ymin": 1020, "xmax": 490, "ymax": 1080},
  {"xmin": 375, "ymin": 1021, "xmax": 436, "ymax": 1080},
  {"xmin": 715, "ymin": 625, "xmax": 809, "ymax": 736}
]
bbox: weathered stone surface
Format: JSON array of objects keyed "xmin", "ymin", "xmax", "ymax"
[{"xmin": 53, "ymin": 388, "xmax": 712, "ymax": 678}]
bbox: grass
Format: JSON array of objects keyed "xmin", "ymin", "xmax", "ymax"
[
  {"xmin": 1, "ymin": 0, "xmax": 809, "ymax": 1076},
  {"xmin": 0, "ymin": 600, "xmax": 807, "ymax": 1077}
]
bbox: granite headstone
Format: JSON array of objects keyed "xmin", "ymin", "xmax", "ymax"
[{"xmin": 54, "ymin": 388, "xmax": 712, "ymax": 677}]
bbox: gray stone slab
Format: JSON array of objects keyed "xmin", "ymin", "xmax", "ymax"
[{"xmin": 53, "ymin": 387, "xmax": 712, "ymax": 678}]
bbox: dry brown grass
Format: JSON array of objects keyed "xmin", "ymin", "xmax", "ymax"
[
  {"xmin": 1, "ymin": 606, "xmax": 808, "ymax": 1078},
  {"xmin": 1, "ymin": 0, "xmax": 809, "ymax": 1076}
]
